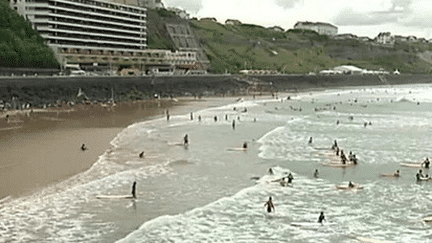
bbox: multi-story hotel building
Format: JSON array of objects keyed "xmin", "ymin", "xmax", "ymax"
[
  {"xmin": 10, "ymin": 0, "xmax": 202, "ymax": 75},
  {"xmin": 10, "ymin": 0, "xmax": 148, "ymax": 72}
]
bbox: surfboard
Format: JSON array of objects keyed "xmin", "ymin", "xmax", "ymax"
[
  {"xmin": 96, "ymin": 195, "xmax": 135, "ymax": 199},
  {"xmin": 227, "ymin": 147, "xmax": 247, "ymax": 151},
  {"xmin": 422, "ymin": 215, "xmax": 432, "ymax": 222},
  {"xmin": 356, "ymin": 236, "xmax": 394, "ymax": 243},
  {"xmin": 291, "ymin": 222, "xmax": 336, "ymax": 230},
  {"xmin": 400, "ymin": 162, "xmax": 427, "ymax": 168},
  {"xmin": 379, "ymin": 173, "xmax": 400, "ymax": 177},
  {"xmin": 336, "ymin": 184, "xmax": 363, "ymax": 190},
  {"xmin": 322, "ymin": 163, "xmax": 356, "ymax": 168},
  {"xmin": 168, "ymin": 142, "xmax": 184, "ymax": 146}
]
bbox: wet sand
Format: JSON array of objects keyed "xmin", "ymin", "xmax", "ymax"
[{"xmin": 0, "ymin": 97, "xmax": 236, "ymax": 200}]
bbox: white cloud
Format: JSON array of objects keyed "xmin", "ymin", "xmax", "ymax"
[
  {"xmin": 162, "ymin": 0, "xmax": 203, "ymax": 14},
  {"xmin": 161, "ymin": 0, "xmax": 432, "ymax": 39}
]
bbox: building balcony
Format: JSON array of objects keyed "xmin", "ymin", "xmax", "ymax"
[
  {"xmin": 49, "ymin": 13, "xmax": 143, "ymax": 30},
  {"xmin": 45, "ymin": 28, "xmax": 144, "ymax": 42},
  {"xmin": 48, "ymin": 36, "xmax": 146, "ymax": 47},
  {"xmin": 53, "ymin": 0, "xmax": 146, "ymax": 17},
  {"xmin": 49, "ymin": 20, "xmax": 145, "ymax": 36},
  {"xmin": 48, "ymin": 5, "xmax": 146, "ymax": 24}
]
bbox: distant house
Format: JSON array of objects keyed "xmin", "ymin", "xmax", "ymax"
[
  {"xmin": 293, "ymin": 21, "xmax": 338, "ymax": 36},
  {"xmin": 333, "ymin": 33, "xmax": 358, "ymax": 40},
  {"xmin": 407, "ymin": 35, "xmax": 417, "ymax": 42},
  {"xmin": 359, "ymin": 36, "xmax": 372, "ymax": 42},
  {"xmin": 225, "ymin": 19, "xmax": 242, "ymax": 25},
  {"xmin": 166, "ymin": 7, "xmax": 190, "ymax": 19},
  {"xmin": 394, "ymin": 35, "xmax": 409, "ymax": 42},
  {"xmin": 201, "ymin": 17, "xmax": 217, "ymax": 22},
  {"xmin": 268, "ymin": 26, "xmax": 284, "ymax": 32},
  {"xmin": 376, "ymin": 32, "xmax": 394, "ymax": 45}
]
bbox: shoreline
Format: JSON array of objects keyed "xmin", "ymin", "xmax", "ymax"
[{"xmin": 0, "ymin": 96, "xmax": 237, "ymax": 200}]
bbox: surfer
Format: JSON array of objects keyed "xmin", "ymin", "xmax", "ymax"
[
  {"xmin": 243, "ymin": 142, "xmax": 248, "ymax": 149},
  {"xmin": 183, "ymin": 134, "xmax": 189, "ymax": 145},
  {"xmin": 131, "ymin": 181, "xmax": 136, "ymax": 198},
  {"xmin": 394, "ymin": 170, "xmax": 400, "ymax": 177},
  {"xmin": 308, "ymin": 137, "xmax": 313, "ymax": 144},
  {"xmin": 264, "ymin": 197, "xmax": 275, "ymax": 213},
  {"xmin": 348, "ymin": 181, "xmax": 355, "ymax": 188},
  {"xmin": 287, "ymin": 173, "xmax": 294, "ymax": 183},
  {"xmin": 268, "ymin": 168, "xmax": 274, "ymax": 175},
  {"xmin": 81, "ymin": 144, "xmax": 87, "ymax": 151},
  {"xmin": 232, "ymin": 120, "xmax": 235, "ymax": 129},
  {"xmin": 190, "ymin": 112, "xmax": 193, "ymax": 120},
  {"xmin": 318, "ymin": 212, "xmax": 326, "ymax": 224},
  {"xmin": 314, "ymin": 169, "xmax": 319, "ymax": 178},
  {"xmin": 422, "ymin": 158, "xmax": 430, "ymax": 168},
  {"xmin": 139, "ymin": 151, "xmax": 144, "ymax": 158}
]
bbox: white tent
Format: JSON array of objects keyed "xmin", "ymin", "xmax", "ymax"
[{"xmin": 333, "ymin": 65, "xmax": 364, "ymax": 75}]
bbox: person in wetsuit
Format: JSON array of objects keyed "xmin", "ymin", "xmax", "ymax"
[
  {"xmin": 314, "ymin": 169, "xmax": 319, "ymax": 178},
  {"xmin": 348, "ymin": 181, "xmax": 355, "ymax": 188},
  {"xmin": 131, "ymin": 181, "xmax": 137, "ymax": 198},
  {"xmin": 81, "ymin": 144, "xmax": 87, "ymax": 151},
  {"xmin": 243, "ymin": 142, "xmax": 248, "ymax": 149},
  {"xmin": 184, "ymin": 134, "xmax": 189, "ymax": 145},
  {"xmin": 422, "ymin": 158, "xmax": 430, "ymax": 169},
  {"xmin": 139, "ymin": 151, "xmax": 144, "ymax": 158},
  {"xmin": 287, "ymin": 173, "xmax": 294, "ymax": 183},
  {"xmin": 318, "ymin": 212, "xmax": 326, "ymax": 224},
  {"xmin": 264, "ymin": 197, "xmax": 275, "ymax": 213}
]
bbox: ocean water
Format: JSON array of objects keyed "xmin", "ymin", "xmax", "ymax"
[{"xmin": 2, "ymin": 83, "xmax": 432, "ymax": 242}]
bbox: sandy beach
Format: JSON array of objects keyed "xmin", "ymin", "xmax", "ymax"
[{"xmin": 0, "ymin": 97, "xmax": 234, "ymax": 200}]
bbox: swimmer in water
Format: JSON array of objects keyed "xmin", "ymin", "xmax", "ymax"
[
  {"xmin": 243, "ymin": 142, "xmax": 248, "ymax": 149},
  {"xmin": 264, "ymin": 197, "xmax": 275, "ymax": 213}
]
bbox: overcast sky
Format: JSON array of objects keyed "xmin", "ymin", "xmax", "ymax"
[{"xmin": 162, "ymin": 0, "xmax": 432, "ymax": 39}]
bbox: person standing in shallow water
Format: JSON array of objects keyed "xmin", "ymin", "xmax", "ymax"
[
  {"xmin": 318, "ymin": 212, "xmax": 326, "ymax": 223},
  {"xmin": 131, "ymin": 181, "xmax": 136, "ymax": 198},
  {"xmin": 264, "ymin": 197, "xmax": 275, "ymax": 213},
  {"xmin": 183, "ymin": 134, "xmax": 189, "ymax": 145}
]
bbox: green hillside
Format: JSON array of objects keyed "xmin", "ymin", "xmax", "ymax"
[
  {"xmin": 0, "ymin": 1, "xmax": 59, "ymax": 68},
  {"xmin": 189, "ymin": 19, "xmax": 432, "ymax": 74}
]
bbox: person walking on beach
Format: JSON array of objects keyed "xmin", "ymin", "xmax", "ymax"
[
  {"xmin": 264, "ymin": 197, "xmax": 275, "ymax": 213},
  {"xmin": 131, "ymin": 181, "xmax": 137, "ymax": 198},
  {"xmin": 184, "ymin": 134, "xmax": 189, "ymax": 145}
]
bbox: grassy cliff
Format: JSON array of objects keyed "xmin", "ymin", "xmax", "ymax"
[
  {"xmin": 189, "ymin": 19, "xmax": 432, "ymax": 74},
  {"xmin": 0, "ymin": 1, "xmax": 59, "ymax": 69}
]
